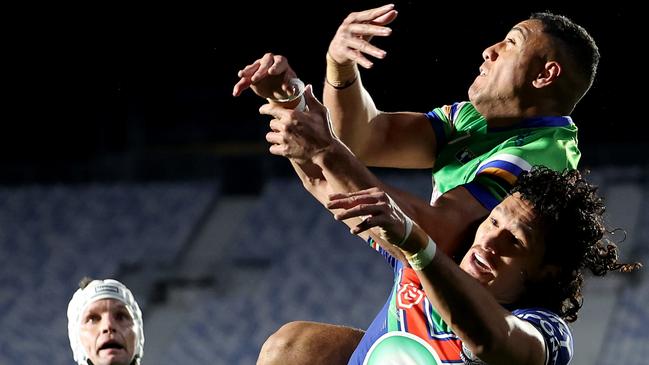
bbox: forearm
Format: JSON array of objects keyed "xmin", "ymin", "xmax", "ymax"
[
  {"xmin": 418, "ymin": 253, "xmax": 509, "ymax": 355},
  {"xmin": 312, "ymin": 145, "xmax": 484, "ymax": 260},
  {"xmin": 309, "ymin": 143, "xmax": 470, "ymax": 261},
  {"xmin": 289, "ymin": 155, "xmax": 375, "ymax": 236},
  {"xmin": 312, "ymin": 142, "xmax": 407, "ymax": 261},
  {"xmin": 288, "ymin": 159, "xmax": 330, "ymax": 205},
  {"xmin": 323, "ymin": 59, "xmax": 380, "ymax": 159},
  {"xmin": 313, "ymin": 141, "xmax": 381, "ymax": 193},
  {"xmin": 381, "ymin": 187, "xmax": 487, "ymax": 260}
]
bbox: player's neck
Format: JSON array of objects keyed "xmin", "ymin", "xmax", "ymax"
[{"xmin": 483, "ymin": 105, "xmax": 565, "ymax": 128}]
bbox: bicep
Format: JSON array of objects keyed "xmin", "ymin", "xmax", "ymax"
[{"xmin": 358, "ymin": 112, "xmax": 438, "ymax": 168}]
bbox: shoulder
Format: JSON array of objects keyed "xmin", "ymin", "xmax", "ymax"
[{"xmin": 426, "ymin": 101, "xmax": 477, "ymax": 122}]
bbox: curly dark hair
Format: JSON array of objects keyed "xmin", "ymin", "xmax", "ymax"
[{"xmin": 511, "ymin": 166, "xmax": 641, "ymax": 322}]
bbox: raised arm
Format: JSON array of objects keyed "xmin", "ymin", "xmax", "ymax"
[
  {"xmin": 323, "ymin": 4, "xmax": 396, "ymax": 153},
  {"xmin": 324, "ymin": 4, "xmax": 440, "ymax": 168}
]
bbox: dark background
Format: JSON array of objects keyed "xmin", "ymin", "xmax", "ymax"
[{"xmin": 3, "ymin": 1, "xmax": 643, "ymax": 191}]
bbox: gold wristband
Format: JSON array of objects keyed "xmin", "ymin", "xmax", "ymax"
[{"xmin": 325, "ymin": 52, "xmax": 358, "ymax": 89}]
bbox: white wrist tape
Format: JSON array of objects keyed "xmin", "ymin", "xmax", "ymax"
[
  {"xmin": 407, "ymin": 237, "xmax": 437, "ymax": 270},
  {"xmin": 294, "ymin": 93, "xmax": 307, "ymax": 112},
  {"xmin": 266, "ymin": 78, "xmax": 307, "ymax": 111},
  {"xmin": 397, "ymin": 215, "xmax": 413, "ymax": 247}
]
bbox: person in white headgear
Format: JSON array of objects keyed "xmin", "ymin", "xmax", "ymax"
[{"xmin": 67, "ymin": 277, "xmax": 145, "ymax": 365}]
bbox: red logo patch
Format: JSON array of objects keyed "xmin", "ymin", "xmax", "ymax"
[{"xmin": 397, "ymin": 283, "xmax": 424, "ymax": 309}]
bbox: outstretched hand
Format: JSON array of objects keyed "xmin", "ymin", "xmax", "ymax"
[
  {"xmin": 327, "ymin": 187, "xmax": 409, "ymax": 245},
  {"xmin": 328, "ymin": 4, "xmax": 398, "ymax": 69},
  {"xmin": 259, "ymin": 85, "xmax": 336, "ymax": 164},
  {"xmin": 233, "ymin": 53, "xmax": 298, "ymax": 99}
]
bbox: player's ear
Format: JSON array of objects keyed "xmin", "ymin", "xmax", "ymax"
[{"xmin": 532, "ymin": 61, "xmax": 561, "ymax": 88}]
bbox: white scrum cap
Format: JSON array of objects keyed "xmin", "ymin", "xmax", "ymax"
[{"xmin": 67, "ymin": 278, "xmax": 144, "ymax": 365}]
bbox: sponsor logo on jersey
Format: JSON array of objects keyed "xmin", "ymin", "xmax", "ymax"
[{"xmin": 455, "ymin": 147, "xmax": 476, "ymax": 164}]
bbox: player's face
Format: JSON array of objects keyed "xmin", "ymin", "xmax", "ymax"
[
  {"xmin": 460, "ymin": 193, "xmax": 552, "ymax": 304},
  {"xmin": 79, "ymin": 299, "xmax": 137, "ymax": 365},
  {"xmin": 468, "ymin": 19, "xmax": 554, "ymax": 116}
]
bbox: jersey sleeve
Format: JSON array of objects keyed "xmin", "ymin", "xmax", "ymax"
[
  {"xmin": 512, "ymin": 308, "xmax": 573, "ymax": 365},
  {"xmin": 425, "ymin": 102, "xmax": 470, "ymax": 155},
  {"xmin": 367, "ymin": 237, "xmax": 400, "ymax": 271},
  {"xmin": 463, "ymin": 129, "xmax": 580, "ymax": 210},
  {"xmin": 463, "ymin": 174, "xmax": 513, "ymax": 211},
  {"xmin": 463, "ymin": 151, "xmax": 532, "ymax": 209}
]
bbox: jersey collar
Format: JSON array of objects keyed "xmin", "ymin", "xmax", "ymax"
[{"xmin": 489, "ymin": 115, "xmax": 574, "ymax": 132}]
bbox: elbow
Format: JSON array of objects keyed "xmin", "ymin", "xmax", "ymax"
[
  {"xmin": 475, "ymin": 341, "xmax": 504, "ymax": 360},
  {"xmin": 460, "ymin": 314, "xmax": 544, "ymax": 365},
  {"xmin": 464, "ymin": 335, "xmax": 500, "ymax": 359},
  {"xmin": 462, "ymin": 319, "xmax": 511, "ymax": 358},
  {"xmin": 463, "ymin": 323, "xmax": 517, "ymax": 363}
]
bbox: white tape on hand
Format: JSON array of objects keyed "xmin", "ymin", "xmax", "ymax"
[{"xmin": 397, "ymin": 215, "xmax": 413, "ymax": 247}]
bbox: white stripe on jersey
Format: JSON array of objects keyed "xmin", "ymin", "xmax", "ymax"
[
  {"xmin": 451, "ymin": 101, "xmax": 469, "ymax": 122},
  {"xmin": 477, "ymin": 153, "xmax": 532, "ymax": 172},
  {"xmin": 424, "ymin": 297, "xmax": 457, "ymax": 340}
]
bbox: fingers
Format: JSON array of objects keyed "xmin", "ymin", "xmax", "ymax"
[
  {"xmin": 342, "ymin": 34, "xmax": 388, "ymax": 65},
  {"xmin": 304, "ymin": 84, "xmax": 326, "ymax": 112},
  {"xmin": 233, "ymin": 62, "xmax": 262, "ymax": 96},
  {"xmin": 370, "ymin": 8, "xmax": 398, "ymax": 26},
  {"xmin": 237, "ymin": 62, "xmax": 262, "ymax": 79},
  {"xmin": 344, "ymin": 4, "xmax": 396, "ymax": 25},
  {"xmin": 259, "ymin": 103, "xmax": 293, "ymax": 120},
  {"xmin": 252, "ymin": 53, "xmax": 294, "ymax": 81},
  {"xmin": 268, "ymin": 55, "xmax": 289, "ymax": 75},
  {"xmin": 327, "ymin": 188, "xmax": 382, "ymax": 202},
  {"xmin": 234, "ymin": 53, "xmax": 292, "ymax": 97},
  {"xmin": 251, "ymin": 53, "xmax": 275, "ymax": 83},
  {"xmin": 335, "ymin": 206, "xmax": 391, "ymax": 237},
  {"xmin": 328, "ymin": 187, "xmax": 407, "ymax": 242},
  {"xmin": 268, "ymin": 118, "xmax": 284, "ymax": 132},
  {"xmin": 343, "ymin": 48, "xmax": 374, "ymax": 69},
  {"xmin": 351, "ymin": 216, "xmax": 374, "ymax": 235},
  {"xmin": 232, "ymin": 78, "xmax": 251, "ymax": 97},
  {"xmin": 265, "ymin": 119, "xmax": 287, "ymax": 156},
  {"xmin": 333, "ymin": 203, "xmax": 386, "ymax": 222},
  {"xmin": 264, "ymin": 114, "xmax": 293, "ymax": 157},
  {"xmin": 331, "ymin": 30, "xmax": 388, "ymax": 68},
  {"xmin": 327, "ymin": 191, "xmax": 385, "ymax": 211},
  {"xmin": 330, "ymin": 5, "xmax": 396, "ymax": 69},
  {"xmin": 268, "ymin": 142, "xmax": 286, "ymax": 157},
  {"xmin": 347, "ymin": 22, "xmax": 393, "ymax": 39}
]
